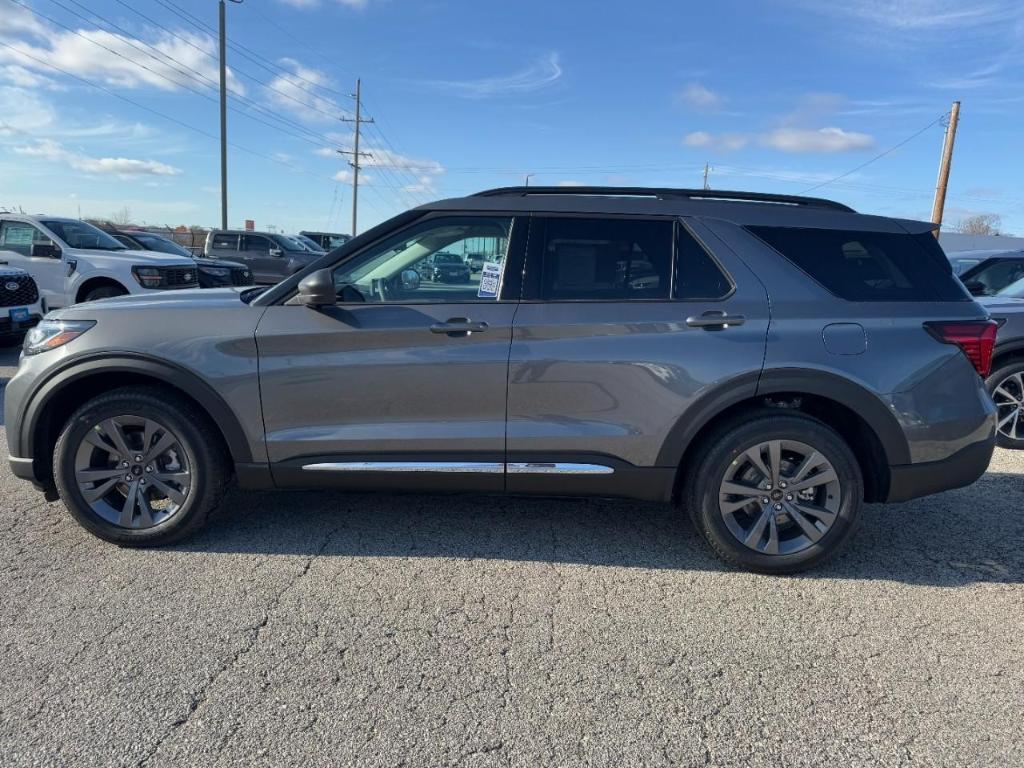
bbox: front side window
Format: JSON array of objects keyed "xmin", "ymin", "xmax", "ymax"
[
  {"xmin": 332, "ymin": 216, "xmax": 512, "ymax": 303},
  {"xmin": 961, "ymin": 258, "xmax": 1024, "ymax": 296},
  {"xmin": 135, "ymin": 234, "xmax": 192, "ymax": 257},
  {"xmin": 244, "ymin": 235, "xmax": 272, "ymax": 252},
  {"xmin": 0, "ymin": 221, "xmax": 52, "ymax": 255},
  {"xmin": 271, "ymin": 234, "xmax": 307, "ymax": 252},
  {"xmin": 534, "ymin": 217, "xmax": 673, "ymax": 300}
]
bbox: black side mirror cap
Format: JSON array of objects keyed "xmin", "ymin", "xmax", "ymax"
[
  {"xmin": 31, "ymin": 243, "xmax": 61, "ymax": 259},
  {"xmin": 294, "ymin": 268, "xmax": 336, "ymax": 308}
]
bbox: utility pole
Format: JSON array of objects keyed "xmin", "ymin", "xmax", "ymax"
[
  {"xmin": 930, "ymin": 100, "xmax": 960, "ymax": 237},
  {"xmin": 339, "ymin": 79, "xmax": 373, "ymax": 236},
  {"xmin": 524, "ymin": 173, "xmax": 535, "ymax": 187},
  {"xmin": 702, "ymin": 162, "xmax": 712, "ymax": 190}
]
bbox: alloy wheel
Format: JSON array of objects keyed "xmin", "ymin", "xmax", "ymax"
[
  {"xmin": 73, "ymin": 415, "xmax": 192, "ymax": 529},
  {"xmin": 718, "ymin": 439, "xmax": 841, "ymax": 556},
  {"xmin": 992, "ymin": 371, "xmax": 1024, "ymax": 442}
]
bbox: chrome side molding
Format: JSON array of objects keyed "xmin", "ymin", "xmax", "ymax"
[
  {"xmin": 301, "ymin": 461, "xmax": 615, "ymax": 475},
  {"xmin": 506, "ymin": 463, "xmax": 614, "ymax": 475},
  {"xmin": 302, "ymin": 462, "xmax": 503, "ymax": 473}
]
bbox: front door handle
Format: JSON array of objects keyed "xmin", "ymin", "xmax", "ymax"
[
  {"xmin": 429, "ymin": 318, "xmax": 489, "ymax": 337},
  {"xmin": 686, "ymin": 310, "xmax": 746, "ymax": 329}
]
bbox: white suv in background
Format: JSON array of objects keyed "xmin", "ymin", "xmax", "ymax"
[{"xmin": 0, "ymin": 214, "xmax": 199, "ymax": 310}]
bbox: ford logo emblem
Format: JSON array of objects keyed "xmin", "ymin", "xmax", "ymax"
[{"xmin": 4, "ymin": 282, "xmax": 19, "ymax": 291}]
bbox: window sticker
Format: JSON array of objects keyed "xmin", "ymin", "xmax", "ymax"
[{"xmin": 477, "ymin": 260, "xmax": 504, "ymax": 298}]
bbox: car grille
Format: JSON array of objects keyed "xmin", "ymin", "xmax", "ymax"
[
  {"xmin": 0, "ymin": 315, "xmax": 40, "ymax": 334},
  {"xmin": 230, "ymin": 267, "xmax": 254, "ymax": 286},
  {"xmin": 163, "ymin": 266, "xmax": 199, "ymax": 288},
  {"xmin": 0, "ymin": 274, "xmax": 39, "ymax": 308}
]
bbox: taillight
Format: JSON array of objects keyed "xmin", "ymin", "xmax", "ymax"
[{"xmin": 924, "ymin": 320, "xmax": 999, "ymax": 377}]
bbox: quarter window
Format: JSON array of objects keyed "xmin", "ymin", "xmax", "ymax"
[
  {"xmin": 535, "ymin": 217, "xmax": 673, "ymax": 300},
  {"xmin": 211, "ymin": 233, "xmax": 238, "ymax": 249},
  {"xmin": 674, "ymin": 223, "xmax": 732, "ymax": 300}
]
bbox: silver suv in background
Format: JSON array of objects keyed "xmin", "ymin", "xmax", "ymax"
[
  {"xmin": 203, "ymin": 230, "xmax": 319, "ymax": 284},
  {"xmin": 5, "ymin": 187, "xmax": 997, "ymax": 573}
]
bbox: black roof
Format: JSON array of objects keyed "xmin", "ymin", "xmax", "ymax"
[{"xmin": 421, "ymin": 186, "xmax": 936, "ymax": 235}]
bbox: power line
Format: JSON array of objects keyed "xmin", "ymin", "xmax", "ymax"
[{"xmin": 799, "ymin": 114, "xmax": 946, "ymax": 194}]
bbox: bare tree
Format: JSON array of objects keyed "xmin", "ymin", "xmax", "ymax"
[
  {"xmin": 109, "ymin": 206, "xmax": 133, "ymax": 226},
  {"xmin": 953, "ymin": 214, "xmax": 1002, "ymax": 236}
]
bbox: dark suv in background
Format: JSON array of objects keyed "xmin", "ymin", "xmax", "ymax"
[
  {"xmin": 108, "ymin": 230, "xmax": 254, "ymax": 288},
  {"xmin": 204, "ymin": 230, "xmax": 319, "ymax": 284},
  {"xmin": 5, "ymin": 187, "xmax": 997, "ymax": 573}
]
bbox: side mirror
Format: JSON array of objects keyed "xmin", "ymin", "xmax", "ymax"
[
  {"xmin": 31, "ymin": 242, "xmax": 61, "ymax": 259},
  {"xmin": 400, "ymin": 268, "xmax": 421, "ymax": 291},
  {"xmin": 295, "ymin": 268, "xmax": 336, "ymax": 308}
]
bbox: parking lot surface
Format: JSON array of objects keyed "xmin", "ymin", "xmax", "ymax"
[{"xmin": 1, "ymin": 346, "xmax": 1021, "ymax": 767}]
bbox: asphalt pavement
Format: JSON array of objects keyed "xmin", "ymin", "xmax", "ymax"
[{"xmin": 1, "ymin": 345, "xmax": 1021, "ymax": 767}]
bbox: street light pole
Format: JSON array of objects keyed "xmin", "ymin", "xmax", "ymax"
[{"xmin": 218, "ymin": 0, "xmax": 242, "ymax": 230}]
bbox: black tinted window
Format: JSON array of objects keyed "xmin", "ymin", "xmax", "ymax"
[
  {"xmin": 748, "ymin": 226, "xmax": 968, "ymax": 302},
  {"xmin": 960, "ymin": 258, "xmax": 1024, "ymax": 296},
  {"xmin": 537, "ymin": 218, "xmax": 672, "ymax": 300},
  {"xmin": 675, "ymin": 223, "xmax": 732, "ymax": 299},
  {"xmin": 211, "ymin": 233, "xmax": 238, "ymax": 249}
]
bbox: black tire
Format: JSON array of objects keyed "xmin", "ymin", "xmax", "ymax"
[
  {"xmin": 684, "ymin": 411, "xmax": 864, "ymax": 574},
  {"xmin": 53, "ymin": 387, "xmax": 230, "ymax": 546},
  {"xmin": 987, "ymin": 360, "xmax": 1024, "ymax": 449},
  {"xmin": 82, "ymin": 284, "xmax": 128, "ymax": 302}
]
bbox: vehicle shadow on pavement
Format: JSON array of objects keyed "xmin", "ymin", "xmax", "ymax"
[{"xmin": 176, "ymin": 469, "xmax": 1024, "ymax": 586}]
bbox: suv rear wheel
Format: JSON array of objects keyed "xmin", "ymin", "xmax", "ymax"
[
  {"xmin": 685, "ymin": 412, "xmax": 863, "ymax": 574},
  {"xmin": 987, "ymin": 361, "xmax": 1024, "ymax": 449},
  {"xmin": 82, "ymin": 284, "xmax": 127, "ymax": 302},
  {"xmin": 53, "ymin": 387, "xmax": 229, "ymax": 546}
]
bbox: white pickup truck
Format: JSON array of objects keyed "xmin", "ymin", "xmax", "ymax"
[{"xmin": 0, "ymin": 214, "xmax": 199, "ymax": 310}]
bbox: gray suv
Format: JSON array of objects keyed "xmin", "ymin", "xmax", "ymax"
[
  {"xmin": 204, "ymin": 230, "xmax": 318, "ymax": 284},
  {"xmin": 5, "ymin": 187, "xmax": 998, "ymax": 573}
]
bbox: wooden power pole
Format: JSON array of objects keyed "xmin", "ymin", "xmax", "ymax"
[{"xmin": 930, "ymin": 100, "xmax": 960, "ymax": 236}]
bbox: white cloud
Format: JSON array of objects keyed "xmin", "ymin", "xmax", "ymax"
[
  {"xmin": 278, "ymin": 0, "xmax": 369, "ymax": 7},
  {"xmin": 13, "ymin": 139, "xmax": 182, "ymax": 178},
  {"xmin": 556, "ymin": 180, "xmax": 584, "ymax": 187},
  {"xmin": 0, "ymin": 85, "xmax": 57, "ymax": 135},
  {"xmin": 425, "ymin": 53, "xmax": 562, "ymax": 98},
  {"xmin": 683, "ymin": 131, "xmax": 749, "ymax": 151},
  {"xmin": 266, "ymin": 58, "xmax": 340, "ymax": 121},
  {"xmin": 0, "ymin": 65, "xmax": 62, "ymax": 90},
  {"xmin": 0, "ymin": 26, "xmax": 245, "ymax": 95},
  {"xmin": 677, "ymin": 83, "xmax": 724, "ymax": 112},
  {"xmin": 760, "ymin": 127, "xmax": 875, "ymax": 153},
  {"xmin": 796, "ymin": 0, "xmax": 1022, "ymax": 31}
]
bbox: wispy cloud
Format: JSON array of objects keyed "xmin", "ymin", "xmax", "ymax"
[
  {"xmin": 266, "ymin": 58, "xmax": 341, "ymax": 121},
  {"xmin": 278, "ymin": 0, "xmax": 370, "ymax": 7},
  {"xmin": 761, "ymin": 127, "xmax": 875, "ymax": 153},
  {"xmin": 13, "ymin": 139, "xmax": 182, "ymax": 178},
  {"xmin": 424, "ymin": 53, "xmax": 562, "ymax": 98},
  {"xmin": 676, "ymin": 83, "xmax": 725, "ymax": 113}
]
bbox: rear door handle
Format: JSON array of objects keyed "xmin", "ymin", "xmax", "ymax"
[
  {"xmin": 429, "ymin": 318, "xmax": 489, "ymax": 336},
  {"xmin": 686, "ymin": 310, "xmax": 746, "ymax": 329}
]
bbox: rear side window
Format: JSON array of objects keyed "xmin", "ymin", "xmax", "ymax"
[
  {"xmin": 212, "ymin": 233, "xmax": 238, "ymax": 249},
  {"xmin": 748, "ymin": 226, "xmax": 969, "ymax": 302},
  {"xmin": 536, "ymin": 217, "xmax": 672, "ymax": 300},
  {"xmin": 675, "ymin": 223, "xmax": 732, "ymax": 300}
]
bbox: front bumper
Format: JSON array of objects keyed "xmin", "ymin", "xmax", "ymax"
[
  {"xmin": 885, "ymin": 435, "xmax": 995, "ymax": 503},
  {"xmin": 0, "ymin": 313, "xmax": 42, "ymax": 337}
]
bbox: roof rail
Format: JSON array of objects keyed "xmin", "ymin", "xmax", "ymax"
[{"xmin": 471, "ymin": 186, "xmax": 855, "ymax": 212}]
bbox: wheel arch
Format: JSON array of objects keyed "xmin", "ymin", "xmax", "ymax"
[
  {"xmin": 75, "ymin": 276, "xmax": 129, "ymax": 303},
  {"xmin": 659, "ymin": 368, "xmax": 908, "ymax": 504},
  {"xmin": 992, "ymin": 339, "xmax": 1024, "ymax": 371},
  {"xmin": 21, "ymin": 354, "xmax": 253, "ymax": 486}
]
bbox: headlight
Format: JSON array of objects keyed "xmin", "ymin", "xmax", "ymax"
[
  {"xmin": 198, "ymin": 266, "xmax": 230, "ymax": 277},
  {"xmin": 23, "ymin": 319, "xmax": 96, "ymax": 356},
  {"xmin": 132, "ymin": 266, "xmax": 163, "ymax": 288}
]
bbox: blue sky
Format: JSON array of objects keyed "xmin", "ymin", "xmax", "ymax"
[{"xmin": 1, "ymin": 0, "xmax": 1022, "ymax": 235}]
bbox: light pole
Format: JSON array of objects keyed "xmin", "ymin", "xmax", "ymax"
[{"xmin": 219, "ymin": 0, "xmax": 243, "ymax": 230}]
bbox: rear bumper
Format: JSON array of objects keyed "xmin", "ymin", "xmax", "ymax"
[{"xmin": 885, "ymin": 436, "xmax": 995, "ymax": 503}]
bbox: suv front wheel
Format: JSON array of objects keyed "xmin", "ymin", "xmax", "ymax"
[
  {"xmin": 53, "ymin": 387, "xmax": 229, "ymax": 546},
  {"xmin": 686, "ymin": 412, "xmax": 864, "ymax": 574},
  {"xmin": 987, "ymin": 361, "xmax": 1024, "ymax": 449}
]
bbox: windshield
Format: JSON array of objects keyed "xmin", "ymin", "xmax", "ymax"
[
  {"xmin": 134, "ymin": 233, "xmax": 193, "ymax": 258},
  {"xmin": 295, "ymin": 234, "xmax": 325, "ymax": 252},
  {"xmin": 271, "ymin": 234, "xmax": 306, "ymax": 252},
  {"xmin": 42, "ymin": 220, "xmax": 126, "ymax": 250},
  {"xmin": 996, "ymin": 276, "xmax": 1024, "ymax": 299}
]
